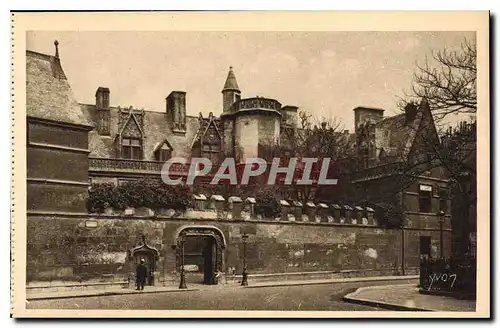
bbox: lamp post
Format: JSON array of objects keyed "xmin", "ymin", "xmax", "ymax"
[
  {"xmin": 178, "ymin": 235, "xmax": 187, "ymax": 289},
  {"xmin": 438, "ymin": 210, "xmax": 445, "ymax": 258},
  {"xmin": 241, "ymin": 233, "xmax": 249, "ymax": 286}
]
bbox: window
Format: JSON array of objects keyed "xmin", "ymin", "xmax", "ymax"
[
  {"xmin": 157, "ymin": 149, "xmax": 172, "ymax": 162},
  {"xmin": 418, "ymin": 184, "xmax": 433, "ymax": 213},
  {"xmin": 156, "ymin": 143, "xmax": 172, "ymax": 162},
  {"xmin": 235, "ymin": 94, "xmax": 241, "ymax": 103},
  {"xmin": 122, "ymin": 138, "xmax": 142, "ymax": 160},
  {"xmin": 438, "ymin": 186, "xmax": 449, "ymax": 214},
  {"xmin": 201, "ymin": 141, "xmax": 220, "ymax": 165}
]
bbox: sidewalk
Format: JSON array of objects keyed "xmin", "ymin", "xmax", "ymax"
[
  {"xmin": 244, "ymin": 275, "xmax": 418, "ymax": 288},
  {"xmin": 26, "ymin": 286, "xmax": 201, "ymax": 301},
  {"xmin": 26, "ymin": 275, "xmax": 418, "ymax": 301},
  {"xmin": 343, "ymin": 284, "xmax": 476, "ymax": 312}
]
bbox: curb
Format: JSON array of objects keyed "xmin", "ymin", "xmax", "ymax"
[
  {"xmin": 343, "ymin": 295, "xmax": 431, "ymax": 311},
  {"xmin": 244, "ymin": 275, "xmax": 419, "ymax": 289},
  {"xmin": 26, "ymin": 275, "xmax": 419, "ymax": 301},
  {"xmin": 342, "ymin": 285, "xmax": 431, "ymax": 312},
  {"xmin": 26, "ymin": 288, "xmax": 200, "ymax": 301}
]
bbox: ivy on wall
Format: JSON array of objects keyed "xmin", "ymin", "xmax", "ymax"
[
  {"xmin": 87, "ymin": 179, "xmax": 190, "ymax": 213},
  {"xmin": 372, "ymin": 202, "xmax": 404, "ymax": 228}
]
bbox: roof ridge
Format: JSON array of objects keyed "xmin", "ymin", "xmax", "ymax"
[{"xmin": 26, "ymin": 50, "xmax": 54, "ymax": 60}]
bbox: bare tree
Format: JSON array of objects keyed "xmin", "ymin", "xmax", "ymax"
[
  {"xmin": 399, "ymin": 38, "xmax": 477, "ymax": 121},
  {"xmin": 260, "ymin": 110, "xmax": 356, "ymax": 205}
]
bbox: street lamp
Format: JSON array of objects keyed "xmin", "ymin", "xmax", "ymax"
[
  {"xmin": 438, "ymin": 210, "xmax": 445, "ymax": 258},
  {"xmin": 241, "ymin": 233, "xmax": 249, "ymax": 286},
  {"xmin": 178, "ymin": 235, "xmax": 187, "ymax": 289}
]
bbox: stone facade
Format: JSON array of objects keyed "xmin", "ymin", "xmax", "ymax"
[
  {"xmin": 26, "ymin": 48, "xmax": 93, "ymax": 215},
  {"xmin": 26, "ymin": 211, "xmax": 451, "ymax": 285},
  {"xmin": 25, "ymin": 44, "xmax": 453, "ymax": 288},
  {"xmin": 84, "ymin": 66, "xmax": 299, "ymax": 182}
]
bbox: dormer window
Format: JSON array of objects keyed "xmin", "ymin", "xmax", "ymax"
[
  {"xmin": 154, "ymin": 139, "xmax": 174, "ymax": 162},
  {"xmin": 122, "ymin": 137, "xmax": 142, "ymax": 160},
  {"xmin": 156, "ymin": 144, "xmax": 172, "ymax": 162}
]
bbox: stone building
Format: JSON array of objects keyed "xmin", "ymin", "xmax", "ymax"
[
  {"xmin": 350, "ymin": 99, "xmax": 452, "ymax": 266},
  {"xmin": 25, "ymin": 43, "xmax": 453, "ymax": 291},
  {"xmin": 26, "ymin": 44, "xmax": 93, "ymax": 216},
  {"xmin": 84, "ymin": 66, "xmax": 299, "ymax": 186}
]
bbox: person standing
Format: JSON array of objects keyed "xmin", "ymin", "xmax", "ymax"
[{"xmin": 136, "ymin": 259, "xmax": 148, "ymax": 290}]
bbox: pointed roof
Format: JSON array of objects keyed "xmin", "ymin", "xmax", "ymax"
[
  {"xmin": 26, "ymin": 49, "xmax": 92, "ymax": 127},
  {"xmin": 222, "ymin": 66, "xmax": 240, "ymax": 92},
  {"xmin": 369, "ymin": 97, "xmax": 435, "ymax": 161}
]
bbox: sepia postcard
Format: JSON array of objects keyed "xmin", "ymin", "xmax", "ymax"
[{"xmin": 10, "ymin": 11, "xmax": 490, "ymax": 318}]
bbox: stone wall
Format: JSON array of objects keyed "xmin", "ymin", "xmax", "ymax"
[
  {"xmin": 235, "ymin": 115, "xmax": 259, "ymax": 160},
  {"xmin": 27, "ymin": 118, "xmax": 91, "ymax": 214},
  {"xmin": 26, "ymin": 213, "xmax": 451, "ymax": 285}
]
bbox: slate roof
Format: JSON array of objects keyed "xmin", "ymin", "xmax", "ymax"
[
  {"xmin": 26, "ymin": 50, "xmax": 92, "ymax": 127},
  {"xmin": 82, "ymin": 104, "xmax": 201, "ymax": 160},
  {"xmin": 222, "ymin": 66, "xmax": 240, "ymax": 91},
  {"xmin": 372, "ymin": 100, "xmax": 427, "ymax": 161}
]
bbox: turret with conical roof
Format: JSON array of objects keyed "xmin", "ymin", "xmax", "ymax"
[{"xmin": 222, "ymin": 66, "xmax": 241, "ymax": 112}]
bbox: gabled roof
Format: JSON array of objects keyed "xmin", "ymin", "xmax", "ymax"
[
  {"xmin": 190, "ymin": 113, "xmax": 222, "ymax": 148},
  {"xmin": 26, "ymin": 50, "xmax": 92, "ymax": 127},
  {"xmin": 118, "ymin": 111, "xmax": 145, "ymax": 137},
  {"xmin": 153, "ymin": 138, "xmax": 174, "ymax": 153},
  {"xmin": 222, "ymin": 66, "xmax": 240, "ymax": 92},
  {"xmin": 371, "ymin": 100, "xmax": 428, "ymax": 161}
]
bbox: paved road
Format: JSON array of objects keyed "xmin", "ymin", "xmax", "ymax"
[{"xmin": 27, "ymin": 279, "xmax": 416, "ymax": 311}]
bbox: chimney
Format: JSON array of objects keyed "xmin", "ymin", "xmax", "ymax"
[
  {"xmin": 280, "ymin": 105, "xmax": 299, "ymax": 127},
  {"xmin": 166, "ymin": 91, "xmax": 187, "ymax": 133},
  {"xmin": 353, "ymin": 107, "xmax": 384, "ymax": 132},
  {"xmin": 95, "ymin": 87, "xmax": 110, "ymax": 135},
  {"xmin": 95, "ymin": 87, "xmax": 110, "ymax": 110},
  {"xmin": 404, "ymin": 102, "xmax": 418, "ymax": 123}
]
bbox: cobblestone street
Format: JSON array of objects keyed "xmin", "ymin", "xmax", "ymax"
[{"xmin": 25, "ymin": 280, "xmax": 416, "ymax": 311}]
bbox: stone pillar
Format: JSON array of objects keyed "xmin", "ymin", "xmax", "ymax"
[
  {"xmin": 305, "ymin": 201, "xmax": 317, "ymax": 222},
  {"xmin": 344, "ymin": 205, "xmax": 354, "ymax": 224},
  {"xmin": 192, "ymin": 194, "xmax": 208, "ymax": 211},
  {"xmin": 354, "ymin": 206, "xmax": 364, "ymax": 224},
  {"xmin": 229, "ymin": 196, "xmax": 243, "ymax": 220},
  {"xmin": 291, "ymin": 201, "xmax": 303, "ymax": 220},
  {"xmin": 317, "ymin": 203, "xmax": 329, "ymax": 222},
  {"xmin": 332, "ymin": 204, "xmax": 341, "ymax": 223},
  {"xmin": 366, "ymin": 207, "xmax": 375, "ymax": 225},
  {"xmin": 280, "ymin": 200, "xmax": 291, "ymax": 221},
  {"xmin": 210, "ymin": 195, "xmax": 226, "ymax": 212},
  {"xmin": 244, "ymin": 197, "xmax": 256, "ymax": 219}
]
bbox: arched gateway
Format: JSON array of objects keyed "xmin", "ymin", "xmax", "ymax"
[{"xmin": 173, "ymin": 225, "xmax": 226, "ymax": 285}]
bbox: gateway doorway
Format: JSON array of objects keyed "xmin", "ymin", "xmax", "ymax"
[
  {"xmin": 174, "ymin": 225, "xmax": 226, "ymax": 285},
  {"xmin": 183, "ymin": 235, "xmax": 217, "ymax": 284}
]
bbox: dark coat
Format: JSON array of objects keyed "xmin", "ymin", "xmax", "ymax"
[{"xmin": 136, "ymin": 263, "xmax": 148, "ymax": 283}]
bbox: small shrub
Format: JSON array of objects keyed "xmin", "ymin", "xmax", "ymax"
[
  {"xmin": 372, "ymin": 202, "xmax": 404, "ymax": 228},
  {"xmin": 87, "ymin": 183, "xmax": 115, "ymax": 213},
  {"xmin": 254, "ymin": 188, "xmax": 281, "ymax": 219},
  {"xmin": 87, "ymin": 179, "xmax": 190, "ymax": 213}
]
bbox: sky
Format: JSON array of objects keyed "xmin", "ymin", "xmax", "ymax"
[{"xmin": 27, "ymin": 31, "xmax": 475, "ymax": 130}]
